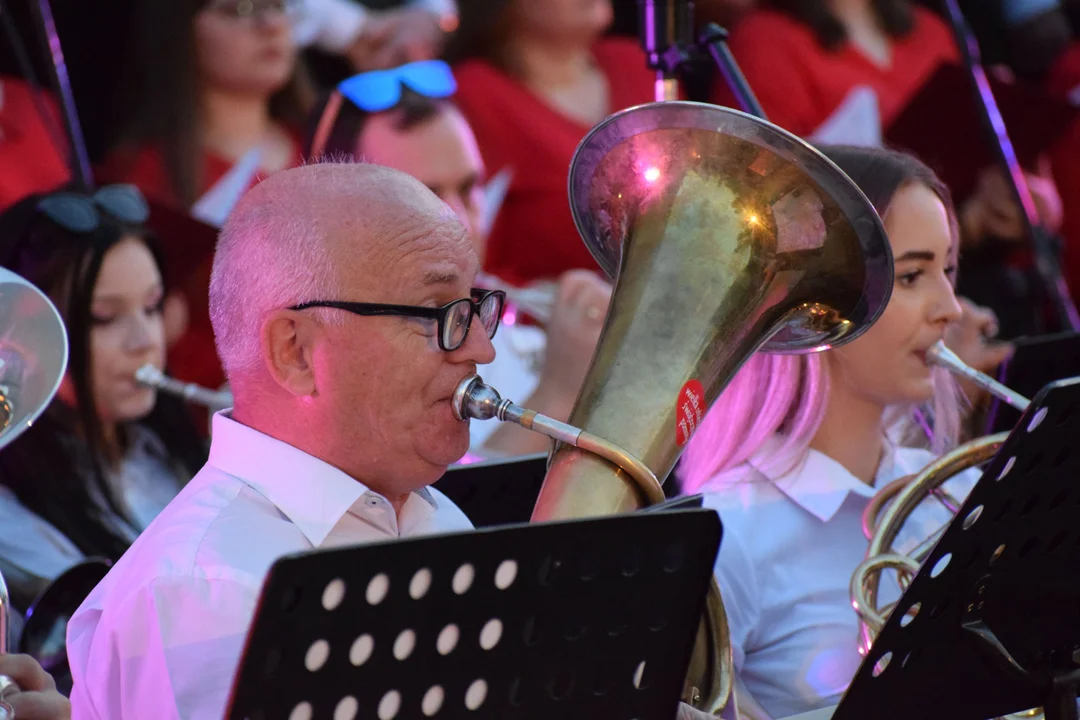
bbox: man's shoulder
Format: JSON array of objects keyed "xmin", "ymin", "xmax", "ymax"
[{"xmin": 85, "ymin": 465, "xmax": 315, "ymax": 605}]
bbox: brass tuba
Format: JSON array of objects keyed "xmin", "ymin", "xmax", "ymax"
[{"xmin": 457, "ymin": 101, "xmax": 895, "ymax": 712}]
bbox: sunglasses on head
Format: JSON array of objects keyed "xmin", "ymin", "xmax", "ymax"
[
  {"xmin": 339, "ymin": 60, "xmax": 457, "ymax": 113},
  {"xmin": 309, "ymin": 60, "xmax": 457, "ymax": 158},
  {"xmin": 36, "ymin": 185, "xmax": 150, "ymax": 234}
]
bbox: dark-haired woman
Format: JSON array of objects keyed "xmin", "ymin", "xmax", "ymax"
[
  {"xmin": 95, "ymin": 0, "xmax": 314, "ymax": 398},
  {"xmin": 98, "ymin": 0, "xmax": 310, "ymax": 212},
  {"xmin": 0, "ymin": 185, "xmax": 206, "ymax": 620}
]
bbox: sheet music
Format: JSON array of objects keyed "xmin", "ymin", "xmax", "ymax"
[
  {"xmin": 810, "ymin": 86, "xmax": 882, "ymax": 148},
  {"xmin": 190, "ymin": 147, "xmax": 263, "ymax": 228},
  {"xmin": 480, "ymin": 167, "xmax": 513, "ymax": 238}
]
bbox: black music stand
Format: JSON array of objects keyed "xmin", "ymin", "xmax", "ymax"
[
  {"xmin": 433, "ymin": 454, "xmax": 548, "ymax": 528},
  {"xmin": 987, "ymin": 331, "xmax": 1080, "ymax": 434},
  {"xmin": 225, "ymin": 510, "xmax": 721, "ymax": 720},
  {"xmin": 835, "ymin": 377, "xmax": 1080, "ymax": 720}
]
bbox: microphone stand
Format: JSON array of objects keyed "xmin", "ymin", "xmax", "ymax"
[
  {"xmin": 940, "ymin": 0, "xmax": 1080, "ymax": 332},
  {"xmin": 0, "ymin": 0, "xmax": 94, "ymax": 190},
  {"xmin": 637, "ymin": 0, "xmax": 767, "ymax": 120}
]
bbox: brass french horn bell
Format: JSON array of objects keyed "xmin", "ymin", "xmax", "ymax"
[{"xmin": 456, "ymin": 101, "xmax": 895, "ymax": 712}]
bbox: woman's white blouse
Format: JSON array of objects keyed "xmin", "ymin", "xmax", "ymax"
[{"xmin": 701, "ymin": 436, "xmax": 981, "ymax": 719}]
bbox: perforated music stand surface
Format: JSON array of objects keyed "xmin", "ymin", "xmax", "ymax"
[
  {"xmin": 835, "ymin": 377, "xmax": 1080, "ymax": 720},
  {"xmin": 987, "ymin": 331, "xmax": 1080, "ymax": 434},
  {"xmin": 225, "ymin": 510, "xmax": 721, "ymax": 720},
  {"xmin": 433, "ymin": 454, "xmax": 548, "ymax": 528}
]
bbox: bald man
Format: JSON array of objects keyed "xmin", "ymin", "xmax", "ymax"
[{"xmin": 64, "ymin": 163, "xmax": 496, "ymax": 719}]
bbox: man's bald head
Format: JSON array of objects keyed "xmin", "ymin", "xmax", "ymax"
[{"xmin": 209, "ymin": 162, "xmax": 472, "ymax": 385}]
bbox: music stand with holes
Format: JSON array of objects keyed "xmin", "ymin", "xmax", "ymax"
[
  {"xmin": 225, "ymin": 510, "xmax": 721, "ymax": 720},
  {"xmin": 987, "ymin": 331, "xmax": 1080, "ymax": 434},
  {"xmin": 834, "ymin": 377, "xmax": 1080, "ymax": 720}
]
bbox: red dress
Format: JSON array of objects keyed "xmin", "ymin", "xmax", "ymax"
[
  {"xmin": 712, "ymin": 8, "xmax": 958, "ymax": 137},
  {"xmin": 453, "ymin": 38, "xmax": 655, "ymax": 286},
  {"xmin": 0, "ymin": 77, "xmax": 70, "ymax": 210},
  {"xmin": 97, "ymin": 139, "xmax": 303, "ymax": 399}
]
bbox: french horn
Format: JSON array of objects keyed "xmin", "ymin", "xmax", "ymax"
[
  {"xmin": 454, "ymin": 101, "xmax": 895, "ymax": 713},
  {"xmin": 851, "ymin": 343, "xmax": 1040, "ymax": 720}
]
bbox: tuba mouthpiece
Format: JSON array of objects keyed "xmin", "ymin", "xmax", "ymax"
[{"xmin": 451, "ymin": 374, "xmax": 505, "ymax": 422}]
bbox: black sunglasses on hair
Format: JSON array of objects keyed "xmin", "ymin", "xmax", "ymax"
[
  {"xmin": 36, "ymin": 185, "xmax": 150, "ymax": 234},
  {"xmin": 289, "ymin": 289, "xmax": 506, "ymax": 352}
]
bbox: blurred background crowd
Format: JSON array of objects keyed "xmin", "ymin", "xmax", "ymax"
[{"xmin": 0, "ymin": 0, "xmax": 1078, "ymax": 661}]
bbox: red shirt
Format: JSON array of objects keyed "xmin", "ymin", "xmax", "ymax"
[
  {"xmin": 97, "ymin": 139, "xmax": 303, "ymax": 399},
  {"xmin": 453, "ymin": 38, "xmax": 655, "ymax": 286},
  {"xmin": 0, "ymin": 77, "xmax": 70, "ymax": 210},
  {"xmin": 713, "ymin": 8, "xmax": 959, "ymax": 138}
]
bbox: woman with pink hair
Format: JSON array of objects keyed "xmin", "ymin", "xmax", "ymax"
[{"xmin": 679, "ymin": 144, "xmax": 1006, "ymax": 719}]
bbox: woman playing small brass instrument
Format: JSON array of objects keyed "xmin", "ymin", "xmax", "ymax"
[
  {"xmin": 678, "ymin": 145, "xmax": 1010, "ymax": 720},
  {"xmin": 0, "ymin": 185, "xmax": 206, "ymax": 637}
]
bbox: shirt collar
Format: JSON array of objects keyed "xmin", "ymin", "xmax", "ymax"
[
  {"xmin": 749, "ymin": 435, "xmax": 901, "ymax": 523},
  {"xmin": 207, "ymin": 412, "xmax": 436, "ymax": 546}
]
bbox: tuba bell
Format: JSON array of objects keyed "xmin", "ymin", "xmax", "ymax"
[{"xmin": 457, "ymin": 101, "xmax": 895, "ymax": 712}]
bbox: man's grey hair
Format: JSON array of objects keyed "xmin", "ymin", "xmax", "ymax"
[{"xmin": 208, "ymin": 174, "xmax": 340, "ymax": 383}]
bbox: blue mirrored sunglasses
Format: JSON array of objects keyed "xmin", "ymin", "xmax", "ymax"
[
  {"xmin": 337, "ymin": 59, "xmax": 457, "ymax": 113},
  {"xmin": 35, "ymin": 185, "xmax": 150, "ymax": 234}
]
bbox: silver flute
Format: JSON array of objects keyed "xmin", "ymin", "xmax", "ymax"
[{"xmin": 135, "ymin": 364, "xmax": 233, "ymax": 411}]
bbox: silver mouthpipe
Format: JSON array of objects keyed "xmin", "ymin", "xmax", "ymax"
[
  {"xmin": 135, "ymin": 364, "xmax": 233, "ymax": 411},
  {"xmin": 925, "ymin": 341, "xmax": 1030, "ymax": 412},
  {"xmin": 451, "ymin": 374, "xmax": 666, "ymax": 505}
]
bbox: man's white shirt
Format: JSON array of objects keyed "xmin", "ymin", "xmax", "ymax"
[{"xmin": 67, "ymin": 411, "xmax": 473, "ymax": 720}]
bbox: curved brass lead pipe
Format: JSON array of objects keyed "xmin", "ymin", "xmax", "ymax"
[
  {"xmin": 453, "ymin": 373, "xmax": 729, "ymax": 712},
  {"xmin": 853, "ymin": 431, "xmax": 1009, "ymax": 653},
  {"xmin": 452, "ymin": 374, "xmax": 666, "ymax": 506}
]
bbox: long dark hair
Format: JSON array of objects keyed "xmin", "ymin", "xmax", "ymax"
[
  {"xmin": 766, "ymin": 0, "xmax": 915, "ymax": 49},
  {"xmin": 816, "ymin": 144, "xmax": 959, "ymax": 247},
  {"xmin": 109, "ymin": 0, "xmax": 313, "ymax": 209},
  {"xmin": 0, "ymin": 189, "xmax": 207, "ymax": 561}
]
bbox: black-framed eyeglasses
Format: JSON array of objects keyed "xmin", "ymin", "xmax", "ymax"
[
  {"xmin": 36, "ymin": 184, "xmax": 150, "ymax": 234},
  {"xmin": 289, "ymin": 288, "xmax": 506, "ymax": 352}
]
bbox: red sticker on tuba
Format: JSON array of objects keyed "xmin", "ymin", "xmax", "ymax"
[{"xmin": 675, "ymin": 379, "xmax": 705, "ymax": 447}]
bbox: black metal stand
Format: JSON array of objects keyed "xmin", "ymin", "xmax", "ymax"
[
  {"xmin": 434, "ymin": 454, "xmax": 548, "ymax": 528},
  {"xmin": 835, "ymin": 377, "xmax": 1080, "ymax": 720},
  {"xmin": 940, "ymin": 0, "xmax": 1080, "ymax": 332},
  {"xmin": 987, "ymin": 331, "xmax": 1080, "ymax": 434},
  {"xmin": 0, "ymin": 0, "xmax": 93, "ymax": 189},
  {"xmin": 225, "ymin": 510, "xmax": 721, "ymax": 720},
  {"xmin": 636, "ymin": 0, "xmax": 767, "ymax": 119}
]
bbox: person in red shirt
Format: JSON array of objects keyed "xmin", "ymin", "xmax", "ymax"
[
  {"xmin": 715, "ymin": 0, "xmax": 959, "ymax": 137},
  {"xmin": 97, "ymin": 0, "xmax": 313, "ymax": 401},
  {"xmin": 0, "ymin": 76, "xmax": 69, "ymax": 211},
  {"xmin": 716, "ymin": 0, "xmax": 1067, "ymax": 337},
  {"xmin": 447, "ymin": 0, "xmax": 655, "ymax": 287}
]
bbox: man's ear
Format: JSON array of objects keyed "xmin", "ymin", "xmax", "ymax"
[{"xmin": 262, "ymin": 309, "xmax": 319, "ymax": 397}]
